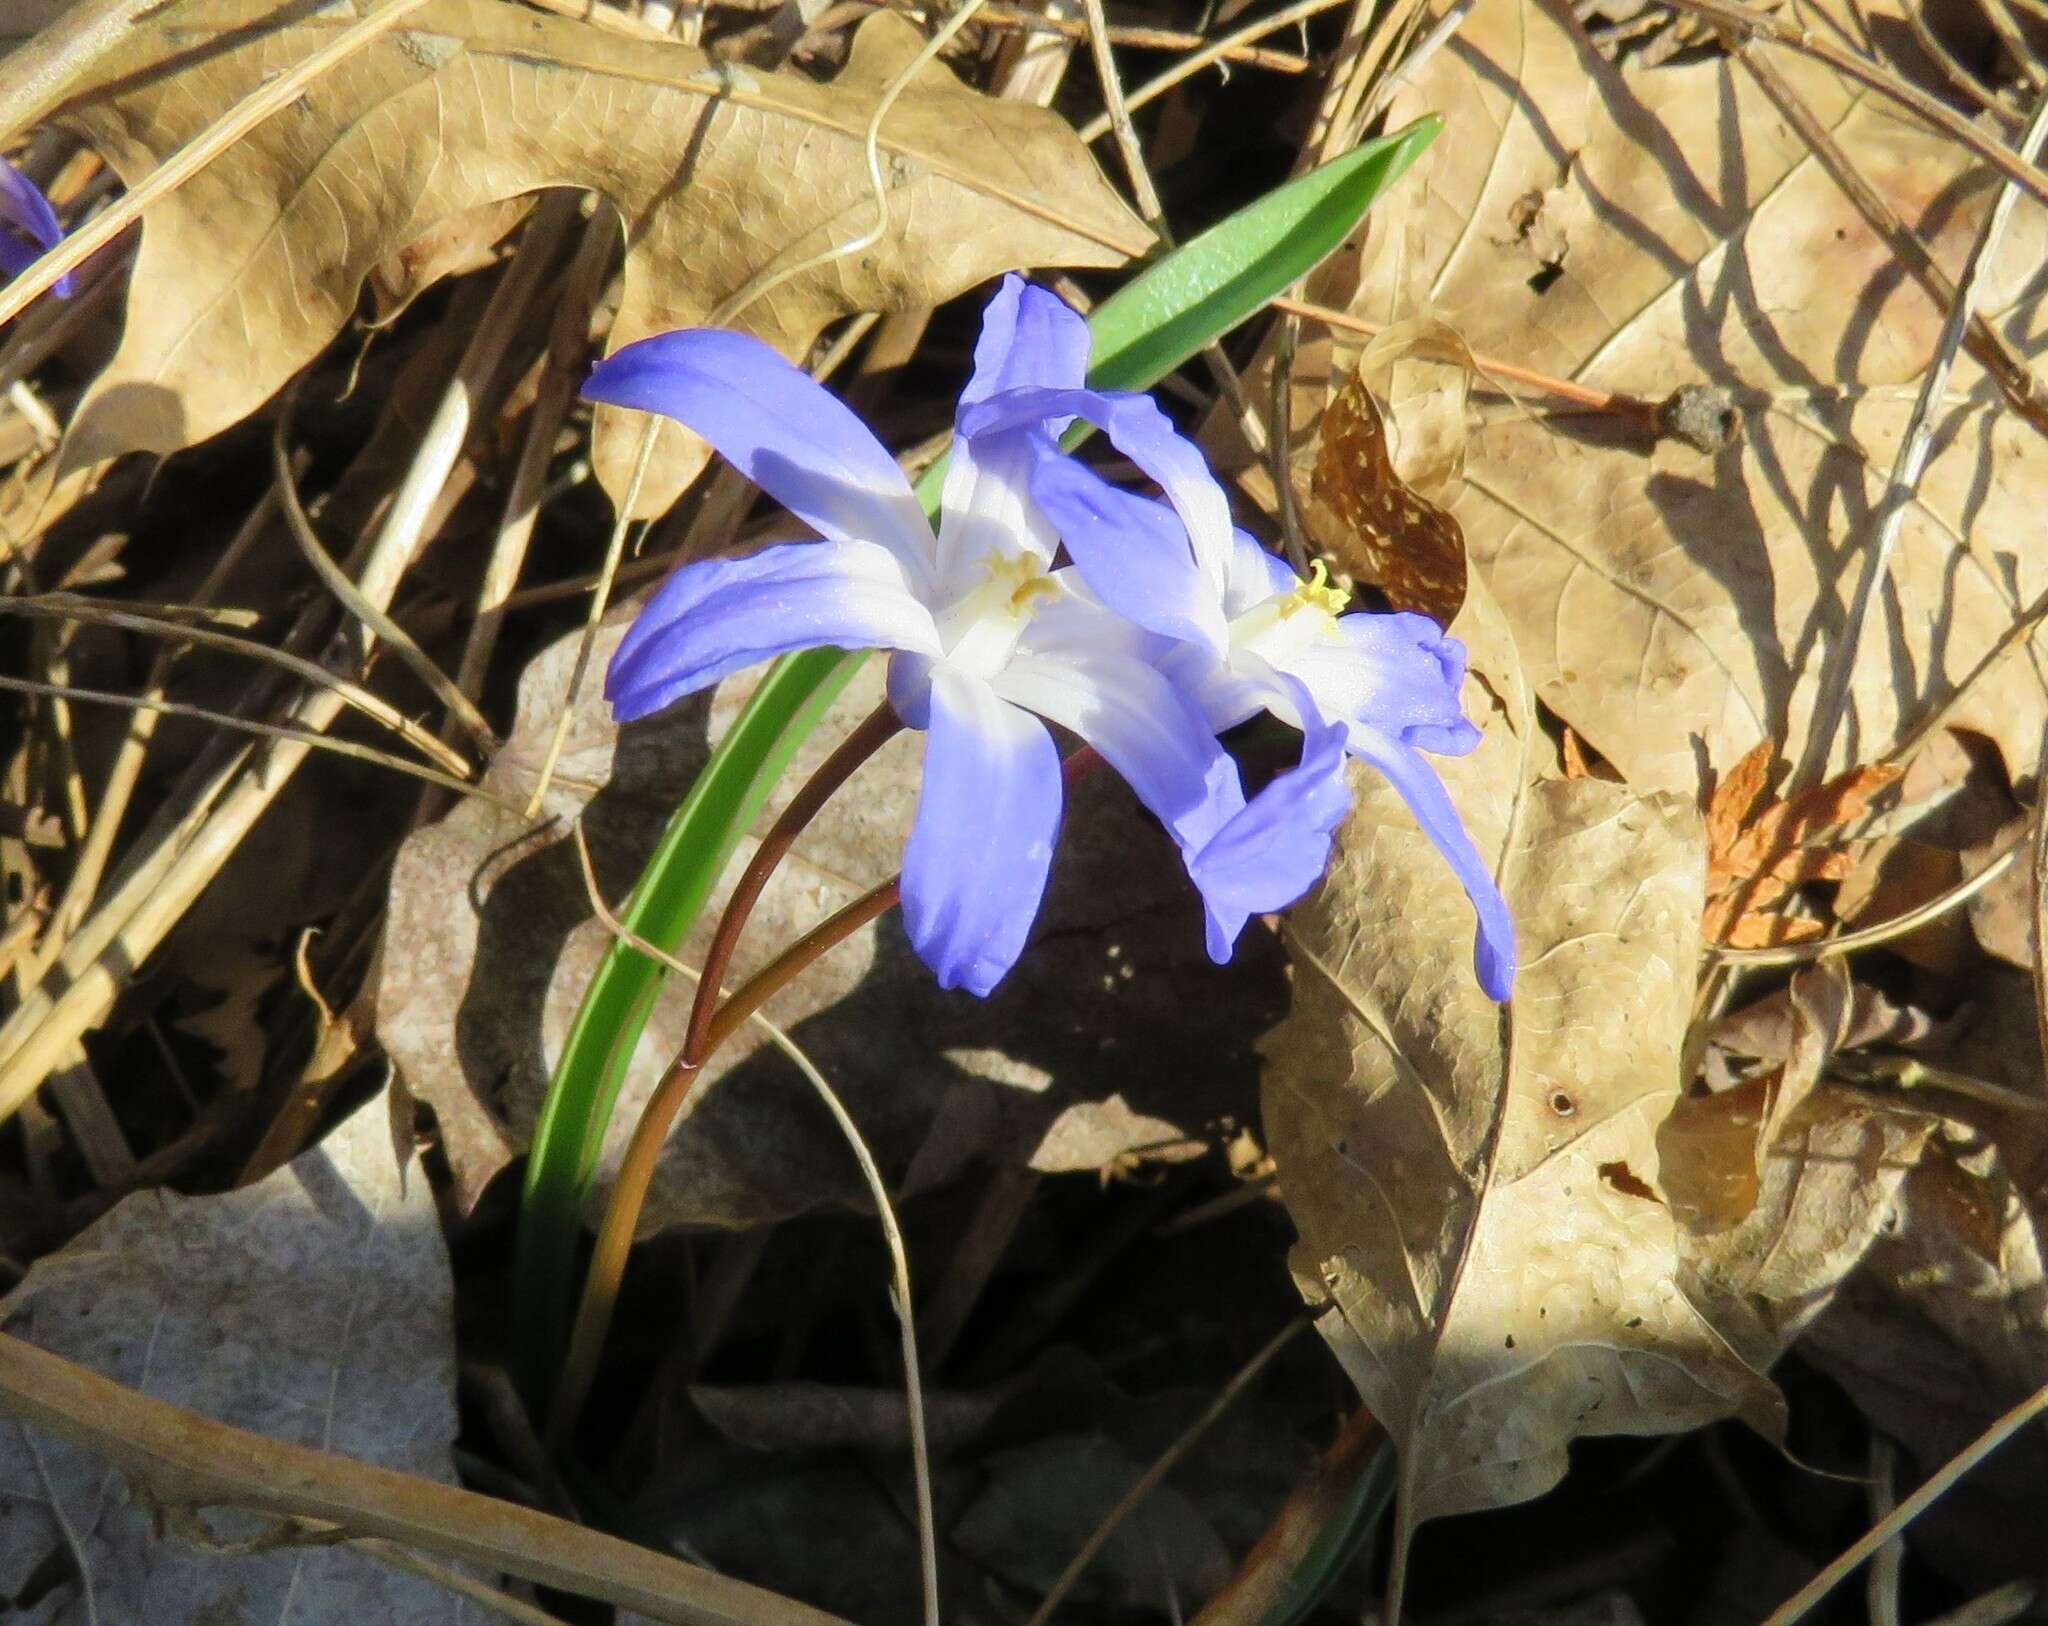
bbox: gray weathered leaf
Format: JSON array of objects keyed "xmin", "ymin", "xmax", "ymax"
[{"xmin": 0, "ymin": 1086, "xmax": 460, "ymax": 1623}]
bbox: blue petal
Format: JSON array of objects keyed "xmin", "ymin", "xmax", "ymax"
[
  {"xmin": 901, "ymin": 668, "xmax": 1064, "ymax": 995},
  {"xmin": 1349, "ymin": 724, "xmax": 1517, "ymax": 1000},
  {"xmin": 958, "ymin": 385, "xmax": 1234, "ymax": 603},
  {"xmin": 0, "ymin": 162, "xmax": 71, "ymax": 297},
  {"xmin": 991, "ymin": 644, "xmax": 1240, "ymax": 855},
  {"xmin": 1024, "ymin": 457, "xmax": 1228, "ymax": 656},
  {"xmin": 958, "ymin": 276, "xmax": 1091, "ymax": 413},
  {"xmin": 606, "ymin": 540, "xmax": 940, "ymax": 722},
  {"xmin": 583, "ymin": 329, "xmax": 932, "ymax": 585},
  {"xmin": 1284, "ymin": 610, "xmax": 1481, "ymax": 757},
  {"xmin": 1186, "ymin": 714, "xmax": 1352, "ymax": 963},
  {"xmin": 932, "ymin": 282, "xmax": 1093, "ymax": 597}
]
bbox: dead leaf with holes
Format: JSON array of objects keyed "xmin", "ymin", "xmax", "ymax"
[
  {"xmin": 48, "ymin": 0, "xmax": 1144, "ymax": 515},
  {"xmin": 1291, "ymin": 0, "xmax": 2048, "ymax": 797},
  {"xmin": 1262, "ymin": 559, "xmax": 1782, "ymax": 1544},
  {"xmin": 1700, "ymin": 740, "xmax": 1902, "ymax": 946}
]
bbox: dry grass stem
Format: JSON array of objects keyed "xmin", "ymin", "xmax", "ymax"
[
  {"xmin": 1077, "ymin": 0, "xmax": 1351, "ymax": 138},
  {"xmin": 0, "ymin": 1330, "xmax": 853, "ymax": 1626},
  {"xmin": 1024, "ymin": 1317, "xmax": 1310, "ymax": 1626},
  {"xmin": 1763, "ymin": 1380, "xmax": 2048, "ymax": 1624},
  {"xmin": 1648, "ymin": 0, "xmax": 2048, "ymax": 211},
  {"xmin": 0, "ymin": 597, "xmax": 472, "ymax": 778},
  {"xmin": 1797, "ymin": 85, "xmax": 2048, "ymax": 790},
  {"xmin": 0, "ymin": 185, "xmax": 560, "ymax": 1119}
]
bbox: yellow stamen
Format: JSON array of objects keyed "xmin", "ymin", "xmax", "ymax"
[
  {"xmin": 987, "ymin": 554, "xmax": 1062, "ymax": 617},
  {"xmin": 1280, "ymin": 559, "xmax": 1348, "ymax": 619}
]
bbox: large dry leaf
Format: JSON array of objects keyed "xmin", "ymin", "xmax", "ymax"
[
  {"xmin": 0, "ymin": 1086, "xmax": 461, "ymax": 1621},
  {"xmin": 1343, "ymin": 0, "xmax": 2048, "ymax": 794},
  {"xmin": 379, "ymin": 597, "xmax": 1287, "ymax": 1229},
  {"xmin": 1262, "ymin": 570, "xmax": 1780, "ymax": 1530},
  {"xmin": 50, "ymin": 0, "xmax": 1143, "ymax": 513}
]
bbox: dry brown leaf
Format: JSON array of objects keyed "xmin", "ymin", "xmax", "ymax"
[
  {"xmin": 1701, "ymin": 747, "xmax": 1902, "ymax": 943},
  {"xmin": 1263, "ymin": 570, "xmax": 1780, "ymax": 1533},
  {"xmin": 1682, "ymin": 1082, "xmax": 1936, "ymax": 1372},
  {"xmin": 1798, "ymin": 992, "xmax": 2048, "ymax": 1594},
  {"xmin": 1342, "ymin": 0, "xmax": 2048, "ymax": 796},
  {"xmin": 51, "ymin": 0, "xmax": 1144, "ymax": 514},
  {"xmin": 1660, "ymin": 961, "xmax": 1853, "ymax": 1231}
]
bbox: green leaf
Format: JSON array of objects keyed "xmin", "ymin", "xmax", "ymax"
[
  {"xmin": 513, "ymin": 118, "xmax": 1442, "ymax": 1399},
  {"xmin": 1086, "ymin": 116, "xmax": 1441, "ymax": 392}
]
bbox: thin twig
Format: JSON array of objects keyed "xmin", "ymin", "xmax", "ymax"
[
  {"xmin": 1362, "ymin": 0, "xmax": 1476, "ymax": 125},
  {"xmin": 0, "ymin": 0, "xmax": 171, "ymax": 147},
  {"xmin": 0, "ymin": 1331, "xmax": 853, "ymax": 1626},
  {"xmin": 1920, "ymin": 1582, "xmax": 2040, "ymax": 1626},
  {"xmin": 1885, "ymin": 583, "xmax": 2048, "ymax": 769},
  {"xmin": 2032, "ymin": 722, "xmax": 2048, "ymax": 1090},
  {"xmin": 0, "ymin": 195, "xmax": 560, "ymax": 1116},
  {"xmin": 1025, "ymin": 1317, "xmax": 1309, "ymax": 1626},
  {"xmin": 1763, "ymin": 1379, "xmax": 2048, "ymax": 1624},
  {"xmin": 1730, "ymin": 43, "xmax": 2048, "ymax": 438},
  {"xmin": 0, "ymin": 0, "xmax": 440, "ymax": 325},
  {"xmin": 1796, "ymin": 86, "xmax": 2048, "ymax": 791},
  {"xmin": 571, "ymin": 829, "xmax": 941, "ymax": 1626},
  {"xmin": 24, "ymin": 482, "xmax": 282, "ymax": 981},
  {"xmin": 436, "ymin": 205, "xmax": 614, "ymax": 810},
  {"xmin": 1077, "ymin": 0, "xmax": 1351, "ymax": 140},
  {"xmin": 350, "ymin": 1537, "xmax": 573, "ymax": 1626},
  {"xmin": 1865, "ymin": 1435, "xmax": 1902, "ymax": 1626},
  {"xmin": 0, "ymin": 675, "xmax": 512, "ymax": 809},
  {"xmin": 275, "ymin": 397, "xmax": 489, "ymax": 754}
]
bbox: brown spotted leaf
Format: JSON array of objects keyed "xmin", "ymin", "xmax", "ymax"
[{"xmin": 1307, "ymin": 366, "xmax": 1467, "ymax": 624}]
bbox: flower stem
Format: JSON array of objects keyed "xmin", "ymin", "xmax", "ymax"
[
  {"xmin": 545, "ymin": 734, "xmax": 1102, "ymax": 1450},
  {"xmin": 546, "ymin": 702, "xmax": 899, "ymax": 1447}
]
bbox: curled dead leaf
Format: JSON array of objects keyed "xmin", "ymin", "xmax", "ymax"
[{"xmin": 51, "ymin": 0, "xmax": 1144, "ymax": 515}]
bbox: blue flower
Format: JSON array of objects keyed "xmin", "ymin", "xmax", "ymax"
[
  {"xmin": 997, "ymin": 406, "xmax": 1518, "ymax": 1001},
  {"xmin": 0, "ymin": 161, "xmax": 72, "ymax": 297},
  {"xmin": 584, "ymin": 277, "xmax": 1258, "ymax": 997}
]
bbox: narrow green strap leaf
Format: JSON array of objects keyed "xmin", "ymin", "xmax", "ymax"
[{"xmin": 513, "ymin": 118, "xmax": 1442, "ymax": 1396}]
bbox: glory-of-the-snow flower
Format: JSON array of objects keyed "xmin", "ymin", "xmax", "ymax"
[
  {"xmin": 584, "ymin": 278, "xmax": 1342, "ymax": 996},
  {"xmin": 582, "ymin": 276, "xmax": 1511, "ymax": 1000},
  {"xmin": 0, "ymin": 161, "xmax": 71, "ymax": 296}
]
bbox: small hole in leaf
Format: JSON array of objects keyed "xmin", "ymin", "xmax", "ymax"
[
  {"xmin": 1527, "ymin": 262, "xmax": 1565, "ymax": 296},
  {"xmin": 1599, "ymin": 1160, "xmax": 1657, "ymax": 1202},
  {"xmin": 1548, "ymin": 1089, "xmax": 1577, "ymax": 1117}
]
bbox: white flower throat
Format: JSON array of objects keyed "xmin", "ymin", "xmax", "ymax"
[{"xmin": 935, "ymin": 551, "xmax": 1064, "ymax": 679}]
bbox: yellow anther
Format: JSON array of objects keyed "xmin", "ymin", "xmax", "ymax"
[
  {"xmin": 1280, "ymin": 559, "xmax": 1348, "ymax": 619},
  {"xmin": 985, "ymin": 553, "xmax": 1062, "ymax": 618}
]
